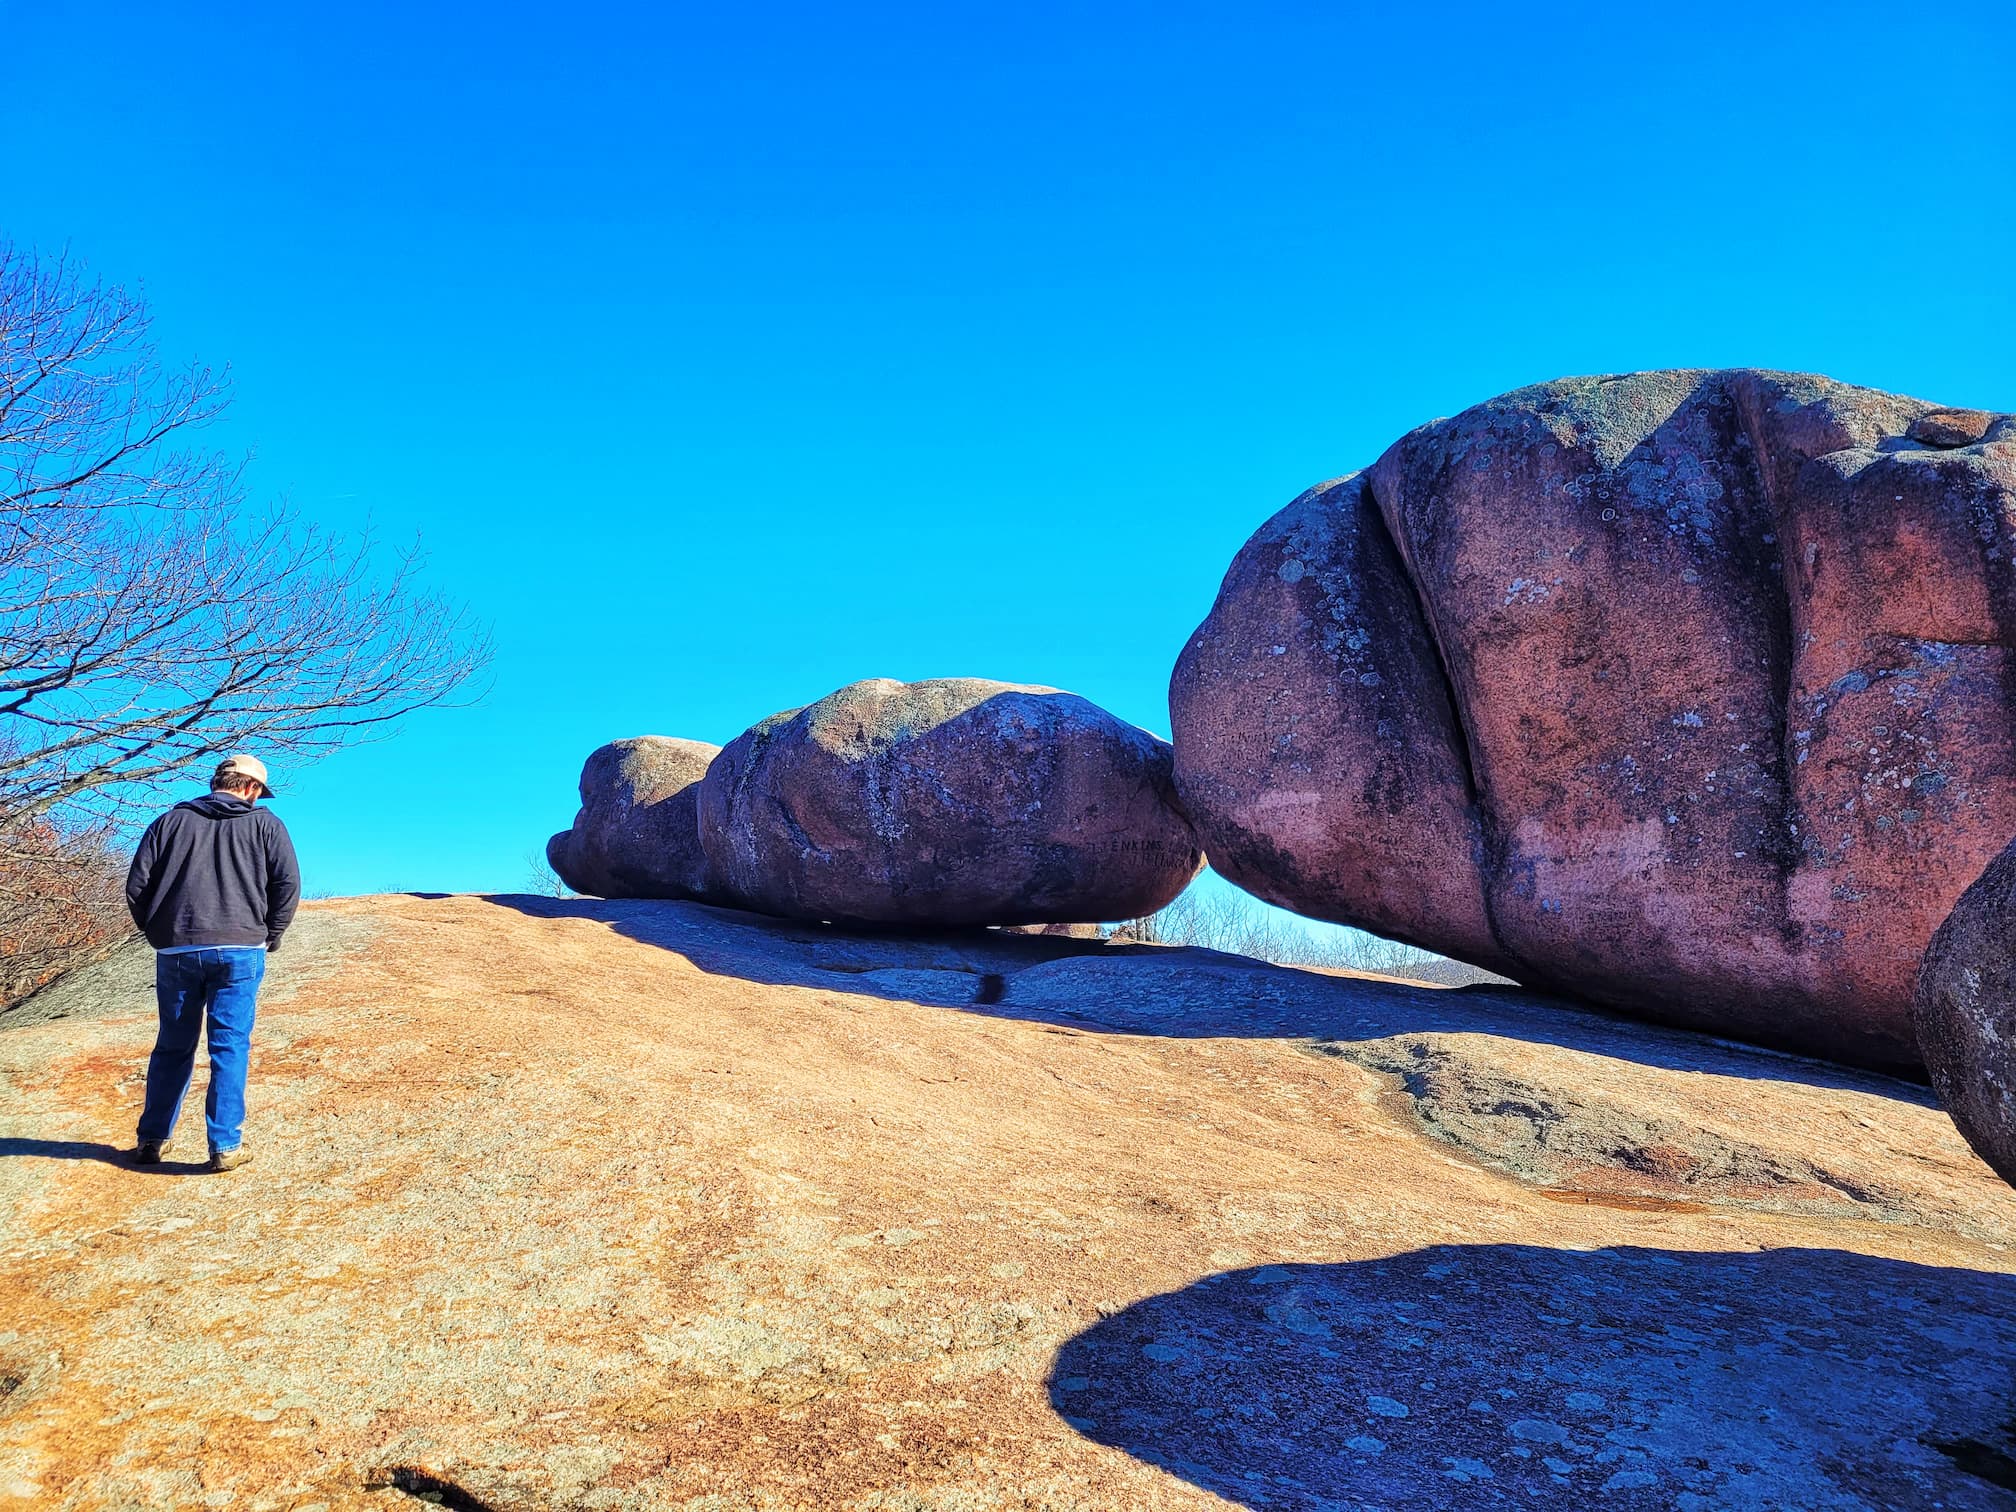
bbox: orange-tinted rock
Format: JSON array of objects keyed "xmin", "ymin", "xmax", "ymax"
[
  {"xmin": 546, "ymin": 736, "xmax": 721, "ymax": 900},
  {"xmin": 9, "ymin": 894, "xmax": 2016, "ymax": 1507},
  {"xmin": 1916, "ymin": 837, "xmax": 2016, "ymax": 1187},
  {"xmin": 699, "ymin": 678, "xmax": 1201, "ymax": 928},
  {"xmin": 1174, "ymin": 370, "xmax": 2016, "ymax": 1069},
  {"xmin": 1911, "ymin": 407, "xmax": 1999, "ymax": 448}
]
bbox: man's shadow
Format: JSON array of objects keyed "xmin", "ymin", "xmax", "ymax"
[
  {"xmin": 0, "ymin": 1138, "xmax": 210, "ymax": 1175},
  {"xmin": 1049, "ymin": 1243, "xmax": 2016, "ymax": 1511}
]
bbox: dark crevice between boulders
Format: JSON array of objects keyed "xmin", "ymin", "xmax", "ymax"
[
  {"xmin": 1722, "ymin": 378, "xmax": 1808, "ymax": 933},
  {"xmin": 1354, "ymin": 470, "xmax": 1523, "ymax": 979},
  {"xmin": 366, "ymin": 1466, "xmax": 503, "ymax": 1510}
]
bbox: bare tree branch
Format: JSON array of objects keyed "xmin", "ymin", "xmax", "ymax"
[{"xmin": 0, "ymin": 239, "xmax": 491, "ymax": 832}]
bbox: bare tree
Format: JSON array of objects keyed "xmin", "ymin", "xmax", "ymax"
[
  {"xmin": 0, "ymin": 242, "xmax": 489, "ymax": 831},
  {"xmin": 523, "ymin": 846, "xmax": 573, "ymax": 898},
  {"xmin": 0, "ymin": 810, "xmax": 128, "ymax": 1007},
  {"xmin": 1115, "ymin": 884, "xmax": 1460, "ymax": 978}
]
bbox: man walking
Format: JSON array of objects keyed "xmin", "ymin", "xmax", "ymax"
[{"xmin": 124, "ymin": 754, "xmax": 301, "ymax": 1173}]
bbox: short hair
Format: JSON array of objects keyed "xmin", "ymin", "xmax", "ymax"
[{"xmin": 211, "ymin": 765, "xmax": 261, "ymax": 795}]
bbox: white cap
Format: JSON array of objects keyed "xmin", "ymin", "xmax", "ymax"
[{"xmin": 213, "ymin": 753, "xmax": 274, "ymax": 798}]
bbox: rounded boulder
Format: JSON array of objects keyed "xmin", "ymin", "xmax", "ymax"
[
  {"xmin": 698, "ymin": 678, "xmax": 1201, "ymax": 928},
  {"xmin": 1916, "ymin": 837, "xmax": 2016, "ymax": 1187},
  {"xmin": 1173, "ymin": 369, "xmax": 2016, "ymax": 1070},
  {"xmin": 547, "ymin": 736, "xmax": 721, "ymax": 900}
]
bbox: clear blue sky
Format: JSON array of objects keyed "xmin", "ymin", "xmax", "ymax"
[{"xmin": 5, "ymin": 1, "xmax": 2011, "ymax": 897}]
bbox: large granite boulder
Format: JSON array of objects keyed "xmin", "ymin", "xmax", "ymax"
[
  {"xmin": 547, "ymin": 737, "xmax": 721, "ymax": 900},
  {"xmin": 1172, "ymin": 370, "xmax": 2016, "ymax": 1070},
  {"xmin": 698, "ymin": 678, "xmax": 1201, "ymax": 927},
  {"xmin": 1916, "ymin": 838, "xmax": 2016, "ymax": 1186}
]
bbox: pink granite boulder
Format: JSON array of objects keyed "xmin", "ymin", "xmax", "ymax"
[
  {"xmin": 1916, "ymin": 836, "xmax": 2016, "ymax": 1186},
  {"xmin": 699, "ymin": 678, "xmax": 1201, "ymax": 928},
  {"xmin": 1173, "ymin": 370, "xmax": 2016, "ymax": 1069},
  {"xmin": 547, "ymin": 736, "xmax": 721, "ymax": 901}
]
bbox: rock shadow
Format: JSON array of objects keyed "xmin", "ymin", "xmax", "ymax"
[
  {"xmin": 478, "ymin": 894, "xmax": 1932, "ymax": 1102},
  {"xmin": 1049, "ymin": 1244, "xmax": 2016, "ymax": 1511}
]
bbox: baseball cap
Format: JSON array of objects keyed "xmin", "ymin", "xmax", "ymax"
[{"xmin": 214, "ymin": 753, "xmax": 275, "ymax": 798}]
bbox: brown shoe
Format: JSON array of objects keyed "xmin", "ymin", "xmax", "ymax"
[
  {"xmin": 209, "ymin": 1147, "xmax": 253, "ymax": 1173},
  {"xmin": 132, "ymin": 1139, "xmax": 169, "ymax": 1165}
]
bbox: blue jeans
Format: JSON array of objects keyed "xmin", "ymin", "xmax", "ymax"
[{"xmin": 137, "ymin": 948, "xmax": 266, "ymax": 1155}]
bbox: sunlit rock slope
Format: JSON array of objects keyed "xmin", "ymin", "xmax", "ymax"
[{"xmin": 3, "ymin": 894, "xmax": 2015, "ymax": 1510}]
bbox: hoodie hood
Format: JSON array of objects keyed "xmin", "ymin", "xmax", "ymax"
[{"xmin": 177, "ymin": 794, "xmax": 260, "ymax": 820}]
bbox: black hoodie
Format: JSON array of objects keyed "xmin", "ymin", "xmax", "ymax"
[{"xmin": 125, "ymin": 794, "xmax": 302, "ymax": 951}]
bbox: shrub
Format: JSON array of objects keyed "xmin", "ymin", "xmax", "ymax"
[{"xmin": 0, "ymin": 817, "xmax": 129, "ymax": 1008}]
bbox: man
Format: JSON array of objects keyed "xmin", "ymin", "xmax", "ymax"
[{"xmin": 124, "ymin": 754, "xmax": 301, "ymax": 1173}]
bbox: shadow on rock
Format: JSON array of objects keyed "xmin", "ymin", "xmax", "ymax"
[
  {"xmin": 479, "ymin": 895, "xmax": 1933, "ymax": 1103},
  {"xmin": 1049, "ymin": 1244, "xmax": 2016, "ymax": 1511},
  {"xmin": 0, "ymin": 1138, "xmax": 209, "ymax": 1175}
]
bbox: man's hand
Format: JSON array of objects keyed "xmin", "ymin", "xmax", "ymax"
[{"xmin": 266, "ymin": 936, "xmax": 282, "ymax": 954}]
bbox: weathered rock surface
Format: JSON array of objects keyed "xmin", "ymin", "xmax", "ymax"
[
  {"xmin": 5, "ymin": 893, "xmax": 2015, "ymax": 1509},
  {"xmin": 546, "ymin": 736, "xmax": 720, "ymax": 900},
  {"xmin": 1173, "ymin": 369, "xmax": 2016, "ymax": 1070},
  {"xmin": 1917, "ymin": 836, "xmax": 2016, "ymax": 1188},
  {"xmin": 699, "ymin": 678, "xmax": 1202, "ymax": 928},
  {"xmin": 1169, "ymin": 473, "xmax": 1515, "ymax": 980}
]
